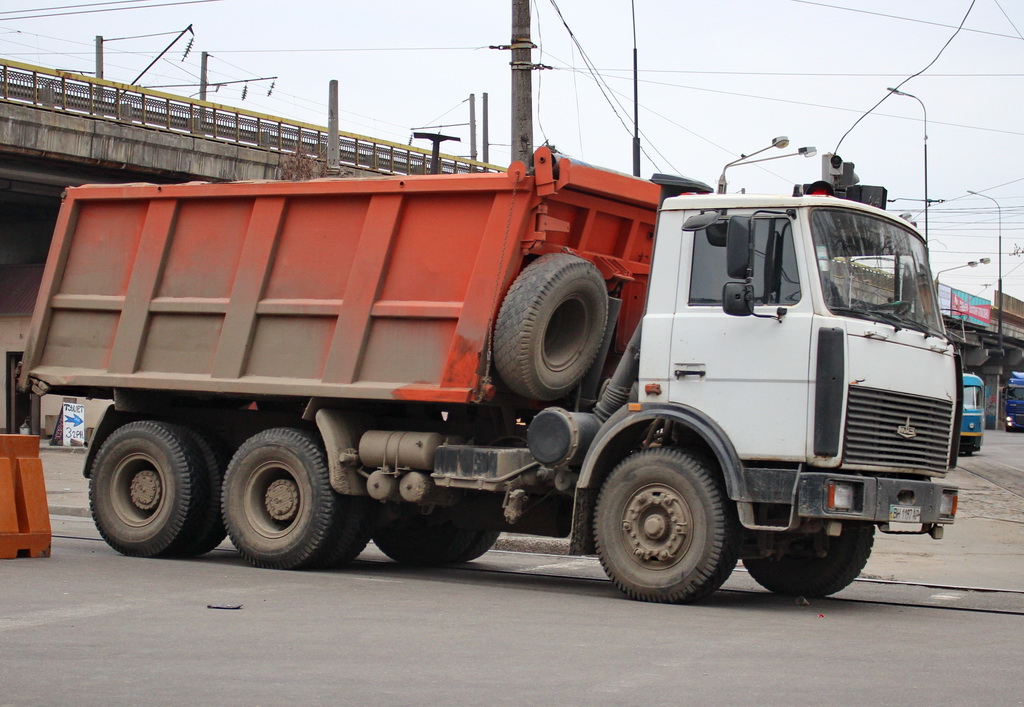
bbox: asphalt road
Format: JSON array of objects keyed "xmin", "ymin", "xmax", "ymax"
[
  {"xmin": 2, "ymin": 432, "xmax": 1021, "ymax": 705},
  {"xmin": 1, "ymin": 513, "xmax": 1022, "ymax": 707}
]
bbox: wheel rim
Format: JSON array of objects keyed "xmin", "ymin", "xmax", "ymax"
[
  {"xmin": 619, "ymin": 482, "xmax": 693, "ymax": 570},
  {"xmin": 109, "ymin": 452, "xmax": 166, "ymax": 528},
  {"xmin": 242, "ymin": 460, "xmax": 304, "ymax": 539},
  {"xmin": 542, "ymin": 296, "xmax": 588, "ymax": 372}
]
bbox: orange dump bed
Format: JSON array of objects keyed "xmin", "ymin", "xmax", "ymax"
[{"xmin": 21, "ymin": 148, "xmax": 658, "ymax": 405}]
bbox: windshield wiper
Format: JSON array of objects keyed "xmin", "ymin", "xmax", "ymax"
[{"xmin": 829, "ymin": 306, "xmax": 937, "ymax": 337}]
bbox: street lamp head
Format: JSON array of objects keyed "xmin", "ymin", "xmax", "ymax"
[
  {"xmin": 798, "ymin": 146, "xmax": 817, "ymax": 158},
  {"xmin": 771, "ymin": 136, "xmax": 790, "ymax": 149}
]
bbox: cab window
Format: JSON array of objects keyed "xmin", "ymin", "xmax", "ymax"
[{"xmin": 689, "ymin": 216, "xmax": 801, "ymax": 306}]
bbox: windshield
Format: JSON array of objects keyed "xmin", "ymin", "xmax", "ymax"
[
  {"xmin": 963, "ymin": 385, "xmax": 983, "ymax": 409},
  {"xmin": 1008, "ymin": 386, "xmax": 1024, "ymax": 401},
  {"xmin": 811, "ymin": 208, "xmax": 945, "ymax": 336}
]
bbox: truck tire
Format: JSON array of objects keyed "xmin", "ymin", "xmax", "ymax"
[
  {"xmin": 222, "ymin": 428, "xmax": 372, "ymax": 570},
  {"xmin": 89, "ymin": 420, "xmax": 207, "ymax": 558},
  {"xmin": 743, "ymin": 524, "xmax": 874, "ymax": 597},
  {"xmin": 165, "ymin": 427, "xmax": 228, "ymax": 557},
  {"xmin": 495, "ymin": 254, "xmax": 608, "ymax": 400},
  {"xmin": 594, "ymin": 448, "xmax": 739, "ymax": 603},
  {"xmin": 373, "ymin": 517, "xmax": 500, "ymax": 565}
]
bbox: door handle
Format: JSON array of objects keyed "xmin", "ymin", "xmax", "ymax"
[{"xmin": 674, "ymin": 365, "xmax": 706, "ymax": 379}]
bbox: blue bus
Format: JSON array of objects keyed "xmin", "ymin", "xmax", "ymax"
[
  {"xmin": 960, "ymin": 373, "xmax": 985, "ymax": 454},
  {"xmin": 1007, "ymin": 371, "xmax": 1024, "ymax": 432}
]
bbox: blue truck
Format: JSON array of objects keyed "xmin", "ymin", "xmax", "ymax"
[
  {"xmin": 960, "ymin": 373, "xmax": 984, "ymax": 454},
  {"xmin": 1007, "ymin": 371, "xmax": 1024, "ymax": 432}
]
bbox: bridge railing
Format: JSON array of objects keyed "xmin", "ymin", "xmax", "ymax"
[{"xmin": 0, "ymin": 58, "xmax": 500, "ymax": 176}]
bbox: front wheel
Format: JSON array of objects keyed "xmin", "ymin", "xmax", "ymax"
[
  {"xmin": 743, "ymin": 524, "xmax": 875, "ymax": 597},
  {"xmin": 594, "ymin": 448, "xmax": 740, "ymax": 603}
]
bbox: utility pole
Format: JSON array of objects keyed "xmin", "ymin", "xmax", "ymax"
[
  {"xmin": 95, "ymin": 36, "xmax": 103, "ymax": 79},
  {"xmin": 199, "ymin": 51, "xmax": 209, "ymax": 101},
  {"xmin": 631, "ymin": 0, "xmax": 640, "ymax": 177},
  {"xmin": 327, "ymin": 80, "xmax": 340, "ymax": 175},
  {"xmin": 482, "ymin": 92, "xmax": 490, "ymax": 164},
  {"xmin": 469, "ymin": 94, "xmax": 478, "ymax": 163},
  {"xmin": 511, "ymin": 0, "xmax": 534, "ymax": 166}
]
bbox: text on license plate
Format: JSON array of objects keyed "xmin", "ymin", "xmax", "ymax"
[{"xmin": 889, "ymin": 505, "xmax": 921, "ymax": 523}]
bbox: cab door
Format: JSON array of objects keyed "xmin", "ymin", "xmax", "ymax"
[{"xmin": 666, "ymin": 213, "xmax": 815, "ymax": 461}]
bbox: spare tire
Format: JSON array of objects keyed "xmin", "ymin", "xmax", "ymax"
[{"xmin": 495, "ymin": 254, "xmax": 608, "ymax": 400}]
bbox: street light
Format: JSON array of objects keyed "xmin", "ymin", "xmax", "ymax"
[
  {"xmin": 716, "ymin": 136, "xmax": 817, "ymax": 194},
  {"xmin": 887, "ymin": 88, "xmax": 929, "ymax": 242},
  {"xmin": 967, "ymin": 190, "xmax": 1003, "ymax": 351},
  {"xmin": 934, "ymin": 258, "xmax": 991, "ymax": 287}
]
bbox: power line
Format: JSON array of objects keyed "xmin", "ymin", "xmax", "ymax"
[
  {"xmin": 0, "ymin": 0, "xmax": 226, "ymax": 22},
  {"xmin": 834, "ymin": 0, "xmax": 977, "ymax": 154},
  {"xmin": 211, "ymin": 46, "xmax": 484, "ymax": 54},
  {"xmin": 790, "ymin": 0, "xmax": 1023, "ymax": 41},
  {"xmin": 0, "ymin": 0, "xmax": 156, "ymax": 16},
  {"xmin": 552, "ymin": 64, "xmax": 1024, "ymax": 139}
]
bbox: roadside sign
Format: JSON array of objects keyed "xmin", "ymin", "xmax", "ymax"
[{"xmin": 61, "ymin": 402, "xmax": 86, "ymax": 447}]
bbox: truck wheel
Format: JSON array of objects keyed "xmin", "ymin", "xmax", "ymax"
[
  {"xmin": 373, "ymin": 517, "xmax": 500, "ymax": 565},
  {"xmin": 89, "ymin": 421, "xmax": 206, "ymax": 558},
  {"xmin": 164, "ymin": 427, "xmax": 228, "ymax": 557},
  {"xmin": 222, "ymin": 428, "xmax": 372, "ymax": 570},
  {"xmin": 495, "ymin": 254, "xmax": 608, "ymax": 400},
  {"xmin": 743, "ymin": 524, "xmax": 875, "ymax": 597},
  {"xmin": 594, "ymin": 448, "xmax": 739, "ymax": 603}
]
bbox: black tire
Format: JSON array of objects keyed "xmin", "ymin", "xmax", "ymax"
[
  {"xmin": 164, "ymin": 427, "xmax": 228, "ymax": 557},
  {"xmin": 594, "ymin": 448, "xmax": 739, "ymax": 603},
  {"xmin": 373, "ymin": 516, "xmax": 501, "ymax": 566},
  {"xmin": 222, "ymin": 428, "xmax": 372, "ymax": 570},
  {"xmin": 494, "ymin": 254, "xmax": 608, "ymax": 400},
  {"xmin": 743, "ymin": 524, "xmax": 875, "ymax": 597},
  {"xmin": 89, "ymin": 420, "xmax": 206, "ymax": 558}
]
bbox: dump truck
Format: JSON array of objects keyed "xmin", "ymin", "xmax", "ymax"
[{"xmin": 19, "ymin": 147, "xmax": 961, "ymax": 603}]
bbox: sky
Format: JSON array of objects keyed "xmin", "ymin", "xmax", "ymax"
[{"xmin": 2, "ymin": 0, "xmax": 1023, "ymax": 301}]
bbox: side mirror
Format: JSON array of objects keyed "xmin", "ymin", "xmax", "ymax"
[
  {"xmin": 722, "ymin": 281, "xmax": 754, "ymax": 317},
  {"xmin": 726, "ymin": 216, "xmax": 752, "ymax": 279},
  {"xmin": 682, "ymin": 211, "xmax": 720, "ymax": 232}
]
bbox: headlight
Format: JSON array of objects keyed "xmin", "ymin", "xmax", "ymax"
[
  {"xmin": 940, "ymin": 490, "xmax": 958, "ymax": 518},
  {"xmin": 828, "ymin": 481, "xmax": 856, "ymax": 511}
]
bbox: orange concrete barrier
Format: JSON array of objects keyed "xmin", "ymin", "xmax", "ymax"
[{"xmin": 0, "ymin": 435, "xmax": 52, "ymax": 559}]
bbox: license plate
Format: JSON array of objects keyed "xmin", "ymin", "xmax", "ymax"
[{"xmin": 889, "ymin": 505, "xmax": 921, "ymax": 523}]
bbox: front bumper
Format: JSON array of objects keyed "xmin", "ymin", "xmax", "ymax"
[{"xmin": 796, "ymin": 471, "xmax": 956, "ymax": 524}]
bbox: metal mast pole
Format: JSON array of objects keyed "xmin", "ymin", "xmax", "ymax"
[
  {"xmin": 631, "ymin": 0, "xmax": 640, "ymax": 177},
  {"xmin": 482, "ymin": 92, "xmax": 490, "ymax": 164},
  {"xmin": 95, "ymin": 36, "xmax": 103, "ymax": 79},
  {"xmin": 469, "ymin": 94, "xmax": 478, "ymax": 162}
]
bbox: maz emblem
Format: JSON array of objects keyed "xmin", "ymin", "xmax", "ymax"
[{"xmin": 897, "ymin": 416, "xmax": 918, "ymax": 439}]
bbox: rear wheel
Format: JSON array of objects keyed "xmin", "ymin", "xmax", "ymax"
[
  {"xmin": 373, "ymin": 516, "xmax": 500, "ymax": 565},
  {"xmin": 222, "ymin": 428, "xmax": 372, "ymax": 570},
  {"xmin": 743, "ymin": 524, "xmax": 875, "ymax": 597},
  {"xmin": 89, "ymin": 421, "xmax": 206, "ymax": 558},
  {"xmin": 166, "ymin": 427, "xmax": 227, "ymax": 557},
  {"xmin": 594, "ymin": 448, "xmax": 739, "ymax": 603}
]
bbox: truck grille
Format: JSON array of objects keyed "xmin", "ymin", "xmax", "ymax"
[{"xmin": 843, "ymin": 386, "xmax": 953, "ymax": 474}]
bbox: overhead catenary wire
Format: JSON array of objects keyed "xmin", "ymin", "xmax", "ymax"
[
  {"xmin": 790, "ymin": 0, "xmax": 1022, "ymax": 41},
  {"xmin": 0, "ymin": 0, "xmax": 226, "ymax": 22},
  {"xmin": 833, "ymin": 0, "xmax": 977, "ymax": 155}
]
